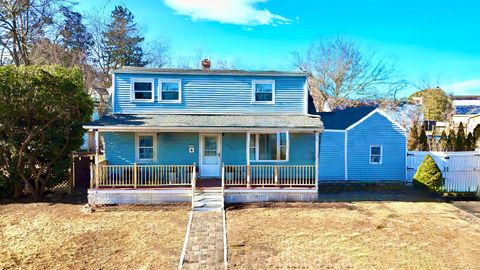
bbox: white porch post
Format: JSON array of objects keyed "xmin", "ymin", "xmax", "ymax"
[
  {"xmin": 246, "ymin": 132, "xmax": 251, "ymax": 188},
  {"xmin": 315, "ymin": 132, "xmax": 319, "ymax": 191},
  {"xmin": 95, "ymin": 130, "xmax": 99, "ymax": 188}
]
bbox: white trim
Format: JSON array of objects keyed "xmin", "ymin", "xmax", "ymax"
[
  {"xmin": 303, "ymin": 78, "xmax": 308, "ymax": 115},
  {"xmin": 130, "ymin": 78, "xmax": 155, "ymax": 102},
  {"xmin": 344, "ymin": 131, "xmax": 348, "ymax": 180},
  {"xmin": 83, "ymin": 126, "xmax": 323, "ymax": 133},
  {"xmin": 178, "ymin": 211, "xmax": 193, "ymax": 269},
  {"xmin": 346, "ymin": 108, "xmax": 406, "ymax": 132},
  {"xmin": 88, "ymin": 189, "xmax": 191, "ymax": 194},
  {"xmin": 246, "ymin": 132, "xmax": 250, "ymax": 165},
  {"xmin": 199, "ymin": 133, "xmax": 222, "ymax": 177},
  {"xmin": 324, "ymin": 129, "xmax": 346, "ymax": 133},
  {"xmin": 314, "ymin": 132, "xmax": 319, "ymax": 191},
  {"xmin": 113, "ymin": 69, "xmax": 307, "ymax": 77},
  {"xmin": 251, "ymin": 79, "xmax": 275, "ymax": 104},
  {"xmin": 369, "ymin": 145, "xmax": 383, "ymax": 165},
  {"xmin": 111, "ymin": 73, "xmax": 116, "ymax": 114},
  {"xmin": 404, "ymin": 136, "xmax": 408, "ymax": 183},
  {"xmin": 99, "ymin": 112, "xmax": 322, "ymax": 117},
  {"xmin": 158, "ymin": 78, "xmax": 182, "ymax": 103},
  {"xmin": 224, "ymin": 189, "xmax": 317, "ymax": 193},
  {"xmin": 249, "ymin": 131, "xmax": 289, "ymax": 162},
  {"xmin": 222, "ymin": 210, "xmax": 228, "ymax": 268},
  {"xmin": 135, "ymin": 133, "xmax": 157, "ymax": 162}
]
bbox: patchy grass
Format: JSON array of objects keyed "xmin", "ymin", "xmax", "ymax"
[
  {"xmin": 0, "ymin": 201, "xmax": 189, "ymax": 270},
  {"xmin": 227, "ymin": 202, "xmax": 480, "ymax": 269}
]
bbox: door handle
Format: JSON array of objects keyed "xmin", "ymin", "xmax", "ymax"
[{"xmin": 217, "ymin": 152, "xmax": 221, "ymax": 157}]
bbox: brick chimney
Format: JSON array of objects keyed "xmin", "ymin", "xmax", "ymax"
[{"xmin": 201, "ymin": 58, "xmax": 211, "ymax": 69}]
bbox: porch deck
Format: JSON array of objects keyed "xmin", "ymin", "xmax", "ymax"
[{"xmin": 88, "ymin": 163, "xmax": 317, "ymax": 204}]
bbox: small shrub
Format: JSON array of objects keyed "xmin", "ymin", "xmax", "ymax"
[{"xmin": 414, "ymin": 154, "xmax": 443, "ymax": 192}]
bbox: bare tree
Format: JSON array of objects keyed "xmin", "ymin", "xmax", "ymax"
[
  {"xmin": 144, "ymin": 38, "xmax": 171, "ymax": 68},
  {"xmin": 0, "ymin": 0, "xmax": 68, "ymax": 66},
  {"xmin": 292, "ymin": 37, "xmax": 407, "ymax": 110},
  {"xmin": 214, "ymin": 58, "xmax": 236, "ymax": 70}
]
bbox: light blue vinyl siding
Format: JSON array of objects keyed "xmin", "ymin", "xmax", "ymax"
[
  {"xmin": 249, "ymin": 133, "xmax": 315, "ymax": 165},
  {"xmin": 347, "ymin": 112, "xmax": 406, "ymax": 181},
  {"xmin": 222, "ymin": 133, "xmax": 247, "ymax": 165},
  {"xmin": 157, "ymin": 133, "xmax": 198, "ymax": 165},
  {"xmin": 103, "ymin": 132, "xmax": 136, "ymax": 165},
  {"xmin": 113, "ymin": 73, "xmax": 306, "ymax": 114},
  {"xmin": 103, "ymin": 131, "xmax": 314, "ymax": 166},
  {"xmin": 103, "ymin": 132, "xmax": 199, "ymax": 165},
  {"xmin": 319, "ymin": 131, "xmax": 345, "ymax": 180}
]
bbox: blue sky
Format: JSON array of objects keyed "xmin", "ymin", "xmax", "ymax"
[{"xmin": 77, "ymin": 0, "xmax": 480, "ymax": 96}]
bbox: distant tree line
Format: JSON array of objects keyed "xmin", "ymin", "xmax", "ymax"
[{"xmin": 408, "ymin": 122, "xmax": 480, "ymax": 151}]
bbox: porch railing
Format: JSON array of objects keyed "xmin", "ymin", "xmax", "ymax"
[
  {"xmin": 94, "ymin": 163, "xmax": 196, "ymax": 188},
  {"xmin": 223, "ymin": 165, "xmax": 316, "ymax": 187}
]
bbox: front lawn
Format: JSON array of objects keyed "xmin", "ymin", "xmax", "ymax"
[
  {"xmin": 0, "ymin": 200, "xmax": 189, "ymax": 270},
  {"xmin": 227, "ymin": 202, "xmax": 480, "ymax": 269}
]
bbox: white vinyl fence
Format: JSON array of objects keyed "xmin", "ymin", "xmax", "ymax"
[{"xmin": 407, "ymin": 150, "xmax": 480, "ymax": 193}]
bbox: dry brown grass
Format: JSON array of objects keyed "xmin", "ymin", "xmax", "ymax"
[
  {"xmin": 227, "ymin": 202, "xmax": 480, "ymax": 270},
  {"xmin": 0, "ymin": 202, "xmax": 189, "ymax": 270}
]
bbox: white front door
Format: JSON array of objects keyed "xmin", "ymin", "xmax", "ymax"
[{"xmin": 200, "ymin": 134, "xmax": 221, "ymax": 177}]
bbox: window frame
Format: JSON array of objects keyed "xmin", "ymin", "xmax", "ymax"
[
  {"xmin": 158, "ymin": 79, "xmax": 182, "ymax": 103},
  {"xmin": 249, "ymin": 131, "xmax": 289, "ymax": 162},
  {"xmin": 251, "ymin": 79, "xmax": 275, "ymax": 104},
  {"xmin": 135, "ymin": 133, "xmax": 157, "ymax": 162},
  {"xmin": 369, "ymin": 145, "xmax": 383, "ymax": 165},
  {"xmin": 130, "ymin": 78, "xmax": 155, "ymax": 102}
]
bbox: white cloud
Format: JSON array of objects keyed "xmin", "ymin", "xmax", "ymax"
[
  {"xmin": 163, "ymin": 0, "xmax": 291, "ymax": 26},
  {"xmin": 446, "ymin": 78, "xmax": 480, "ymax": 95}
]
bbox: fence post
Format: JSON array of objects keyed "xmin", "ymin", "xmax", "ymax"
[
  {"xmin": 247, "ymin": 165, "xmax": 251, "ymax": 188},
  {"xmin": 133, "ymin": 162, "xmax": 138, "ymax": 189}
]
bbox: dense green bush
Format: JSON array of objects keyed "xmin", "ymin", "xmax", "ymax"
[
  {"xmin": 413, "ymin": 154, "xmax": 443, "ymax": 192},
  {"xmin": 0, "ymin": 66, "xmax": 94, "ymax": 198}
]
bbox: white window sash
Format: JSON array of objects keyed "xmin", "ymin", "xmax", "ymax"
[
  {"xmin": 131, "ymin": 78, "xmax": 154, "ymax": 102},
  {"xmin": 251, "ymin": 80, "xmax": 275, "ymax": 104},
  {"xmin": 369, "ymin": 145, "xmax": 382, "ymax": 165},
  {"xmin": 158, "ymin": 79, "xmax": 182, "ymax": 103},
  {"xmin": 136, "ymin": 133, "xmax": 157, "ymax": 162},
  {"xmin": 250, "ymin": 132, "xmax": 289, "ymax": 162}
]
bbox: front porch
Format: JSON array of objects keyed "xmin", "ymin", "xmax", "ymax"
[{"xmin": 88, "ymin": 163, "xmax": 318, "ymax": 204}]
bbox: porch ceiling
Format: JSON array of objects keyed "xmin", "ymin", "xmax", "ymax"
[{"xmin": 84, "ymin": 114, "xmax": 323, "ymax": 132}]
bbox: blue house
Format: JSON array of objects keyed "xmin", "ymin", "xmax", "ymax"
[
  {"xmin": 312, "ymin": 106, "xmax": 407, "ymax": 183},
  {"xmin": 85, "ymin": 62, "xmax": 406, "ymax": 205}
]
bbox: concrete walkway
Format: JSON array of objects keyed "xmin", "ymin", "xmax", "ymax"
[{"xmin": 180, "ymin": 211, "xmax": 226, "ymax": 270}]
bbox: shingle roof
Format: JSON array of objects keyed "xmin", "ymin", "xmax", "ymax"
[
  {"xmin": 113, "ymin": 66, "xmax": 307, "ymax": 77},
  {"xmin": 314, "ymin": 106, "xmax": 377, "ymax": 130},
  {"xmin": 84, "ymin": 114, "xmax": 323, "ymax": 131}
]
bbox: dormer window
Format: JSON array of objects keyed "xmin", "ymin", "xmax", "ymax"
[
  {"xmin": 252, "ymin": 80, "xmax": 275, "ymax": 104},
  {"xmin": 131, "ymin": 78, "xmax": 154, "ymax": 102},
  {"xmin": 159, "ymin": 79, "xmax": 181, "ymax": 103}
]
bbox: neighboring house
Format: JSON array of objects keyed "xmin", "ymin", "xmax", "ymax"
[
  {"xmin": 84, "ymin": 61, "xmax": 406, "ymax": 205},
  {"xmin": 308, "ymin": 105, "xmax": 406, "ymax": 182},
  {"xmin": 452, "ymin": 95, "xmax": 480, "ymax": 133}
]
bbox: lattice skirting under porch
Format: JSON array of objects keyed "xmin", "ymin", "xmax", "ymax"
[
  {"xmin": 224, "ymin": 190, "xmax": 317, "ymax": 203},
  {"xmin": 88, "ymin": 189, "xmax": 192, "ymax": 205}
]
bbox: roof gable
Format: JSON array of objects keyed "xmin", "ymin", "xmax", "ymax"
[{"xmin": 316, "ymin": 106, "xmax": 377, "ymax": 130}]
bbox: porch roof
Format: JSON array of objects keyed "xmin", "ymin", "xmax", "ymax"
[{"xmin": 84, "ymin": 114, "xmax": 323, "ymax": 132}]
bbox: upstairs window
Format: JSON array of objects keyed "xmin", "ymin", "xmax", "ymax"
[
  {"xmin": 370, "ymin": 145, "xmax": 382, "ymax": 164},
  {"xmin": 131, "ymin": 79, "xmax": 154, "ymax": 102},
  {"xmin": 252, "ymin": 80, "xmax": 275, "ymax": 103},
  {"xmin": 159, "ymin": 79, "xmax": 181, "ymax": 102},
  {"xmin": 249, "ymin": 132, "xmax": 288, "ymax": 161}
]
